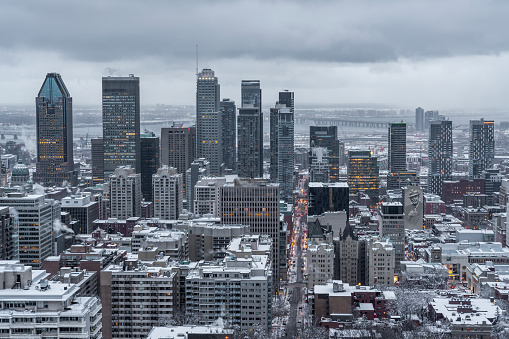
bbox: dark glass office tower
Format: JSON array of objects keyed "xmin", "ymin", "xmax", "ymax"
[
  {"xmin": 141, "ymin": 132, "xmax": 159, "ymax": 202},
  {"xmin": 347, "ymin": 150, "xmax": 379, "ymax": 207},
  {"xmin": 102, "ymin": 75, "xmax": 141, "ymax": 177},
  {"xmin": 161, "ymin": 124, "xmax": 196, "ymax": 174},
  {"xmin": 196, "ymin": 69, "xmax": 222, "ymax": 176},
  {"xmin": 309, "ymin": 126, "xmax": 340, "ymax": 182},
  {"xmin": 238, "ymin": 81, "xmax": 263, "ymax": 178},
  {"xmin": 237, "ymin": 107, "xmax": 263, "ymax": 178},
  {"xmin": 469, "ymin": 119, "xmax": 495, "ymax": 179},
  {"xmin": 388, "ymin": 122, "xmax": 407, "ymax": 174},
  {"xmin": 269, "ymin": 103, "xmax": 294, "ymax": 202},
  {"xmin": 415, "ymin": 107, "xmax": 424, "ymax": 131},
  {"xmin": 34, "ymin": 73, "xmax": 75, "ymax": 186},
  {"xmin": 428, "ymin": 120, "xmax": 452, "ymax": 195},
  {"xmin": 91, "ymin": 138, "xmax": 104, "ymax": 185},
  {"xmin": 220, "ymin": 99, "xmax": 236, "ymax": 173},
  {"xmin": 278, "ymin": 90, "xmax": 294, "ymax": 114}
]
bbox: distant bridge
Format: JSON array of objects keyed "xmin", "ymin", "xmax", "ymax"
[{"xmin": 295, "ymin": 117, "xmax": 388, "ymax": 129}]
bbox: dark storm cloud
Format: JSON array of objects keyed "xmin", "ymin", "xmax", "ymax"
[{"xmin": 2, "ymin": 0, "xmax": 509, "ymax": 65}]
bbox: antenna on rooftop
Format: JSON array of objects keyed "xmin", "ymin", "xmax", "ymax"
[{"xmin": 196, "ymin": 45, "xmax": 199, "ymax": 79}]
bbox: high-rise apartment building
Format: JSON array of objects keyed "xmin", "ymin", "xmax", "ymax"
[
  {"xmin": 309, "ymin": 126, "xmax": 340, "ymax": 182},
  {"xmin": 102, "ymin": 75, "xmax": 141, "ymax": 177},
  {"xmin": 428, "ymin": 120, "xmax": 453, "ymax": 195},
  {"xmin": 185, "ymin": 158, "xmax": 210, "ymax": 213},
  {"xmin": 269, "ymin": 102, "xmax": 294, "ymax": 202},
  {"xmin": 415, "ymin": 107, "xmax": 424, "ymax": 131},
  {"xmin": 0, "ymin": 193, "xmax": 54, "ymax": 268},
  {"xmin": 219, "ymin": 178, "xmax": 282, "ymax": 283},
  {"xmin": 108, "ymin": 166, "xmax": 141, "ymax": 219},
  {"xmin": 347, "ymin": 150, "xmax": 379, "ymax": 207},
  {"xmin": 152, "ymin": 166, "xmax": 183, "ymax": 220},
  {"xmin": 237, "ymin": 107, "xmax": 263, "ymax": 178},
  {"xmin": 379, "ymin": 202, "xmax": 405, "ymax": 273},
  {"xmin": 220, "ymin": 99, "xmax": 237, "ymax": 172},
  {"xmin": 196, "ymin": 69, "xmax": 222, "ymax": 176},
  {"xmin": 161, "ymin": 124, "xmax": 196, "ymax": 175},
  {"xmin": 469, "ymin": 119, "xmax": 495, "ymax": 179},
  {"xmin": 34, "ymin": 73, "xmax": 75, "ymax": 186},
  {"xmin": 237, "ymin": 81, "xmax": 263, "ymax": 178},
  {"xmin": 140, "ymin": 131, "xmax": 159, "ymax": 202},
  {"xmin": 367, "ymin": 238, "xmax": 395, "ymax": 286},
  {"xmin": 91, "ymin": 138, "xmax": 104, "ymax": 185},
  {"xmin": 61, "ymin": 194, "xmax": 99, "ymax": 234}
]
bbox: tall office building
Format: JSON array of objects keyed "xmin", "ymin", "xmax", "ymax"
[
  {"xmin": 269, "ymin": 103, "xmax": 294, "ymax": 202},
  {"xmin": 309, "ymin": 126, "xmax": 340, "ymax": 182},
  {"xmin": 0, "ymin": 207, "xmax": 16, "ymax": 260},
  {"xmin": 387, "ymin": 122, "xmax": 419, "ymax": 190},
  {"xmin": 140, "ymin": 131, "xmax": 159, "ymax": 202},
  {"xmin": 415, "ymin": 107, "xmax": 424, "ymax": 131},
  {"xmin": 61, "ymin": 194, "xmax": 99, "ymax": 234},
  {"xmin": 237, "ymin": 107, "xmax": 263, "ymax": 178},
  {"xmin": 108, "ymin": 166, "xmax": 141, "ymax": 219},
  {"xmin": 220, "ymin": 99, "xmax": 237, "ymax": 173},
  {"xmin": 278, "ymin": 90, "xmax": 294, "ymax": 114},
  {"xmin": 152, "ymin": 166, "xmax": 183, "ymax": 220},
  {"xmin": 34, "ymin": 73, "xmax": 75, "ymax": 186},
  {"xmin": 237, "ymin": 81, "xmax": 263, "ymax": 178},
  {"xmin": 469, "ymin": 119, "xmax": 495, "ymax": 179},
  {"xmin": 161, "ymin": 124, "xmax": 196, "ymax": 175},
  {"xmin": 0, "ymin": 193, "xmax": 53, "ymax": 268},
  {"xmin": 196, "ymin": 69, "xmax": 222, "ymax": 176},
  {"xmin": 379, "ymin": 202, "xmax": 405, "ymax": 273},
  {"xmin": 347, "ymin": 150, "xmax": 379, "ymax": 207},
  {"xmin": 91, "ymin": 138, "xmax": 104, "ymax": 185},
  {"xmin": 219, "ymin": 178, "xmax": 282, "ymax": 283},
  {"xmin": 428, "ymin": 120, "xmax": 453, "ymax": 195},
  {"xmin": 388, "ymin": 122, "xmax": 407, "ymax": 174},
  {"xmin": 102, "ymin": 75, "xmax": 141, "ymax": 177}
]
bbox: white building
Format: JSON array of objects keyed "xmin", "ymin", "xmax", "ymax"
[
  {"xmin": 193, "ymin": 177, "xmax": 227, "ymax": 217},
  {"xmin": 100, "ymin": 252, "xmax": 178, "ymax": 339},
  {"xmin": 0, "ymin": 193, "xmax": 55, "ymax": 268},
  {"xmin": 367, "ymin": 238, "xmax": 395, "ymax": 286},
  {"xmin": 185, "ymin": 242, "xmax": 272, "ymax": 331},
  {"xmin": 108, "ymin": 166, "xmax": 141, "ymax": 219},
  {"xmin": 153, "ymin": 166, "xmax": 183, "ymax": 220},
  {"xmin": 0, "ymin": 261, "xmax": 102, "ymax": 339},
  {"xmin": 307, "ymin": 242, "xmax": 334, "ymax": 289}
]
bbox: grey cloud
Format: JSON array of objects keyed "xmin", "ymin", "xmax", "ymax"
[{"xmin": 2, "ymin": 0, "xmax": 509, "ymax": 65}]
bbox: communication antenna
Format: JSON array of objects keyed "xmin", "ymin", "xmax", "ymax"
[{"xmin": 195, "ymin": 45, "xmax": 199, "ymax": 78}]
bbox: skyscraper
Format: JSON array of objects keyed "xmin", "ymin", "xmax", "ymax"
[
  {"xmin": 278, "ymin": 90, "xmax": 294, "ymax": 114},
  {"xmin": 269, "ymin": 102, "xmax": 294, "ymax": 202},
  {"xmin": 161, "ymin": 124, "xmax": 196, "ymax": 174},
  {"xmin": 309, "ymin": 126, "xmax": 340, "ymax": 182},
  {"xmin": 108, "ymin": 166, "xmax": 141, "ymax": 219},
  {"xmin": 34, "ymin": 73, "xmax": 75, "ymax": 186},
  {"xmin": 415, "ymin": 107, "xmax": 424, "ymax": 131},
  {"xmin": 469, "ymin": 119, "xmax": 495, "ymax": 179},
  {"xmin": 91, "ymin": 138, "xmax": 104, "ymax": 185},
  {"xmin": 196, "ymin": 69, "xmax": 222, "ymax": 176},
  {"xmin": 152, "ymin": 166, "xmax": 183, "ymax": 220},
  {"xmin": 102, "ymin": 75, "xmax": 140, "ymax": 177},
  {"xmin": 237, "ymin": 81, "xmax": 263, "ymax": 178},
  {"xmin": 387, "ymin": 122, "xmax": 419, "ymax": 190},
  {"xmin": 140, "ymin": 131, "xmax": 159, "ymax": 202},
  {"xmin": 220, "ymin": 99, "xmax": 237, "ymax": 172},
  {"xmin": 428, "ymin": 120, "xmax": 452, "ymax": 195},
  {"xmin": 347, "ymin": 150, "xmax": 379, "ymax": 207}
]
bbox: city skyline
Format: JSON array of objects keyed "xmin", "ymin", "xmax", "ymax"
[{"xmin": 1, "ymin": 1, "xmax": 509, "ymax": 110}]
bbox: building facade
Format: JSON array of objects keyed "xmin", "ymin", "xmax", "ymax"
[
  {"xmin": 309, "ymin": 126, "xmax": 340, "ymax": 182},
  {"xmin": 237, "ymin": 107, "xmax": 263, "ymax": 178},
  {"xmin": 140, "ymin": 132, "xmax": 159, "ymax": 202},
  {"xmin": 152, "ymin": 166, "xmax": 183, "ymax": 220},
  {"xmin": 161, "ymin": 124, "xmax": 196, "ymax": 175},
  {"xmin": 428, "ymin": 120, "xmax": 453, "ymax": 195},
  {"xmin": 308, "ymin": 182, "xmax": 349, "ymax": 216},
  {"xmin": 108, "ymin": 166, "xmax": 141, "ymax": 219},
  {"xmin": 196, "ymin": 69, "xmax": 222, "ymax": 176},
  {"xmin": 102, "ymin": 75, "xmax": 141, "ymax": 177},
  {"xmin": 91, "ymin": 138, "xmax": 104, "ymax": 185},
  {"xmin": 220, "ymin": 99, "xmax": 237, "ymax": 173},
  {"xmin": 34, "ymin": 73, "xmax": 75, "ymax": 186},
  {"xmin": 469, "ymin": 119, "xmax": 495, "ymax": 179},
  {"xmin": 347, "ymin": 150, "xmax": 379, "ymax": 207}
]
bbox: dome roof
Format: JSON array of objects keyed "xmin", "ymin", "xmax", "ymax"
[{"xmin": 12, "ymin": 161, "xmax": 29, "ymax": 176}]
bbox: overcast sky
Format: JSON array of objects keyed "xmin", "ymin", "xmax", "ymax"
[{"xmin": 1, "ymin": 0, "xmax": 509, "ymax": 110}]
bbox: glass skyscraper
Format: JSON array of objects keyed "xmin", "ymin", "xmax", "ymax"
[
  {"xmin": 469, "ymin": 119, "xmax": 495, "ymax": 179},
  {"xmin": 35, "ymin": 73, "xmax": 75, "ymax": 186},
  {"xmin": 220, "ymin": 99, "xmax": 236, "ymax": 173},
  {"xmin": 428, "ymin": 120, "xmax": 452, "ymax": 195},
  {"xmin": 196, "ymin": 69, "xmax": 222, "ymax": 176},
  {"xmin": 238, "ymin": 80, "xmax": 263, "ymax": 178},
  {"xmin": 102, "ymin": 75, "xmax": 141, "ymax": 177}
]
